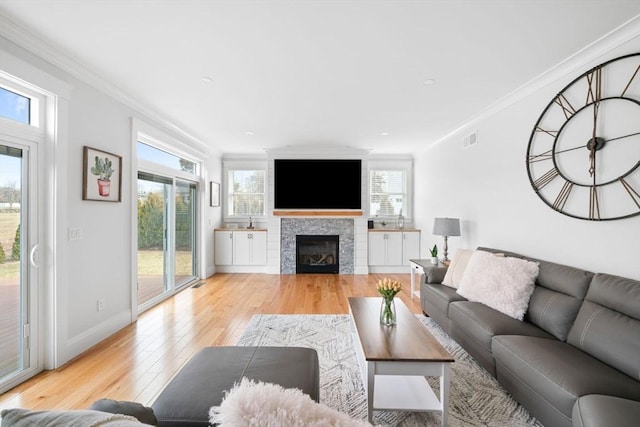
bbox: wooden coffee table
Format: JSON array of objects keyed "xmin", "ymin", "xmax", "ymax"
[{"xmin": 348, "ymin": 297, "xmax": 454, "ymax": 425}]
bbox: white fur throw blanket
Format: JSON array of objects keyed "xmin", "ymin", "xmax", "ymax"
[{"xmin": 209, "ymin": 378, "xmax": 373, "ymax": 427}]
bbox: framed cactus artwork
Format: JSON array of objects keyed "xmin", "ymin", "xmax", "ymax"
[{"xmin": 82, "ymin": 146, "xmax": 122, "ymax": 202}]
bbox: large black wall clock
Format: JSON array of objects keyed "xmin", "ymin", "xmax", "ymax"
[{"xmin": 526, "ymin": 52, "xmax": 640, "ymax": 221}]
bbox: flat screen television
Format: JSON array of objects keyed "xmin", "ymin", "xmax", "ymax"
[{"xmin": 274, "ymin": 159, "xmax": 362, "ymax": 209}]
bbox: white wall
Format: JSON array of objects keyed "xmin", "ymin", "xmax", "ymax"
[
  {"xmin": 414, "ymin": 33, "xmax": 640, "ymax": 281},
  {"xmin": 0, "ymin": 35, "xmax": 220, "ymax": 367}
]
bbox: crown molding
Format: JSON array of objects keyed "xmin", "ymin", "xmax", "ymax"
[
  {"xmin": 428, "ymin": 14, "xmax": 640, "ymax": 150},
  {"xmin": 0, "ymin": 13, "xmax": 211, "ymax": 153}
]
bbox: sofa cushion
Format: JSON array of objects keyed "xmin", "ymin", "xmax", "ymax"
[
  {"xmin": 493, "ymin": 336, "xmax": 640, "ymax": 423},
  {"xmin": 477, "ymin": 247, "xmax": 593, "ymax": 341},
  {"xmin": 456, "ymin": 250, "xmax": 539, "ymax": 320},
  {"xmin": 421, "ymin": 283, "xmax": 466, "ymax": 316},
  {"xmin": 567, "ymin": 273, "xmax": 640, "ymax": 380},
  {"xmin": 0, "ymin": 409, "xmax": 148, "ymax": 426},
  {"xmin": 572, "ymin": 395, "xmax": 640, "ymax": 427},
  {"xmin": 449, "ymin": 301, "xmax": 554, "ymax": 354}
]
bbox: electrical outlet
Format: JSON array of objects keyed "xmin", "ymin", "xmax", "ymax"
[
  {"xmin": 97, "ymin": 299, "xmax": 105, "ymax": 312},
  {"xmin": 69, "ymin": 227, "xmax": 83, "ymax": 240}
]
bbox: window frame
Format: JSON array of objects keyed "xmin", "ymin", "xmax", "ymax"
[
  {"xmin": 223, "ymin": 159, "xmax": 267, "ymax": 220},
  {"xmin": 368, "ymin": 158, "xmax": 413, "ymax": 220}
]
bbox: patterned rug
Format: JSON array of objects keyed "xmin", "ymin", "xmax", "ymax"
[{"xmin": 237, "ymin": 314, "xmax": 543, "ymax": 427}]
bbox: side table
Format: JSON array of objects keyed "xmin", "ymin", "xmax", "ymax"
[{"xmin": 409, "ymin": 259, "xmax": 448, "ymax": 299}]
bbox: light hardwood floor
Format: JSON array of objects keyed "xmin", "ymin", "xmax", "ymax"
[{"xmin": 0, "ymin": 273, "xmax": 422, "ymax": 411}]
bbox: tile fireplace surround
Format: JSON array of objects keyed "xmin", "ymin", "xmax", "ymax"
[{"xmin": 280, "ymin": 218, "xmax": 355, "ymax": 274}]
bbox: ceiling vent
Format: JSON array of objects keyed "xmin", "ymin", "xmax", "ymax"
[{"xmin": 463, "ymin": 132, "xmax": 478, "ymax": 148}]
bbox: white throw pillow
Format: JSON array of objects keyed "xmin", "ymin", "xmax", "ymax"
[
  {"xmin": 442, "ymin": 249, "xmax": 474, "ymax": 289},
  {"xmin": 456, "ymin": 250, "xmax": 539, "ymax": 320},
  {"xmin": 210, "ymin": 377, "xmax": 372, "ymax": 427}
]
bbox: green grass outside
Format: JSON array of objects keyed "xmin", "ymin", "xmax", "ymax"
[
  {"xmin": 0, "ymin": 210, "xmax": 193, "ymax": 279},
  {"xmin": 137, "ymin": 250, "xmax": 194, "ymax": 276},
  {"xmin": 0, "ymin": 211, "xmax": 20, "ymax": 258},
  {"xmin": 1, "ymin": 251, "xmax": 193, "ymax": 281}
]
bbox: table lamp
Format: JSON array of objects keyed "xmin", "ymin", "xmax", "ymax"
[{"xmin": 432, "ymin": 217, "xmax": 461, "ymax": 262}]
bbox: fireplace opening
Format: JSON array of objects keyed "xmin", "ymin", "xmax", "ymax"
[{"xmin": 296, "ymin": 235, "xmax": 339, "ymax": 274}]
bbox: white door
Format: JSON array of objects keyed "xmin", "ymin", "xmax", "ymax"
[
  {"xmin": 402, "ymin": 231, "xmax": 421, "ymax": 265},
  {"xmin": 250, "ymin": 231, "xmax": 267, "ymax": 265},
  {"xmin": 233, "ymin": 231, "xmax": 252, "ymax": 265},
  {"xmin": 214, "ymin": 231, "xmax": 233, "ymax": 265}
]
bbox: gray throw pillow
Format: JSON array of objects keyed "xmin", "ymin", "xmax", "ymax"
[
  {"xmin": 0, "ymin": 408, "xmax": 147, "ymax": 426},
  {"xmin": 89, "ymin": 399, "xmax": 158, "ymax": 426}
]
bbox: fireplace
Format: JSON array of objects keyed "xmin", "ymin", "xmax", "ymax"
[{"xmin": 296, "ymin": 235, "xmax": 339, "ymax": 274}]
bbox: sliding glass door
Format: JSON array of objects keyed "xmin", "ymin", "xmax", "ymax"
[
  {"xmin": 137, "ymin": 173, "xmax": 197, "ymax": 309},
  {"xmin": 175, "ymin": 180, "xmax": 196, "ymax": 287},
  {"xmin": 137, "ymin": 173, "xmax": 172, "ymax": 306},
  {"xmin": 0, "ymin": 140, "xmax": 38, "ymax": 393}
]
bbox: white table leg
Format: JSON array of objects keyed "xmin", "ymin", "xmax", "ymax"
[
  {"xmin": 410, "ymin": 265, "xmax": 416, "ymax": 298},
  {"xmin": 367, "ymin": 361, "xmax": 375, "ymax": 423},
  {"xmin": 440, "ymin": 363, "xmax": 451, "ymax": 427}
]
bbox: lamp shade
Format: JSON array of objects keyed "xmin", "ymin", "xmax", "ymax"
[{"xmin": 432, "ymin": 217, "xmax": 461, "ymax": 237}]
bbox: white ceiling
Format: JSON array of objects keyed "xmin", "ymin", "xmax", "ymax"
[{"xmin": 1, "ymin": 1, "xmax": 639, "ymax": 155}]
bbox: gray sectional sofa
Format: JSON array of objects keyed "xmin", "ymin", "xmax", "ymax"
[{"xmin": 420, "ymin": 247, "xmax": 640, "ymax": 427}]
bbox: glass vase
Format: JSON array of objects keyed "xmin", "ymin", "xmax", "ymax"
[{"xmin": 379, "ymin": 297, "xmax": 397, "ymax": 326}]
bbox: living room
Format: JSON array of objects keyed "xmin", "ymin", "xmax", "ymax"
[{"xmin": 0, "ymin": 1, "xmax": 639, "ymax": 426}]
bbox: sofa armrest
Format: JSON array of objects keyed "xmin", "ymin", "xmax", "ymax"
[{"xmin": 424, "ymin": 266, "xmax": 448, "ymax": 284}]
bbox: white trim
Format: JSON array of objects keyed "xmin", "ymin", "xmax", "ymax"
[
  {"xmin": 63, "ymin": 311, "xmax": 131, "ymax": 364},
  {"xmin": 428, "ymin": 14, "xmax": 640, "ymax": 148}
]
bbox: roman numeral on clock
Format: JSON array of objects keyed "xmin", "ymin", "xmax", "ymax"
[
  {"xmin": 619, "ymin": 178, "xmax": 640, "ymax": 209},
  {"xmin": 589, "ymin": 186, "xmax": 600, "ymax": 220},
  {"xmin": 534, "ymin": 168, "xmax": 559, "ymax": 190},
  {"xmin": 621, "ymin": 64, "xmax": 639, "ymax": 97},
  {"xmin": 586, "ymin": 67, "xmax": 602, "ymax": 105},
  {"xmin": 554, "ymin": 94, "xmax": 576, "ymax": 119},
  {"xmin": 553, "ymin": 181, "xmax": 573, "ymax": 211}
]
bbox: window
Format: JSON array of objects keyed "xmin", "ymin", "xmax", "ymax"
[
  {"xmin": 223, "ymin": 159, "xmax": 266, "ymax": 218},
  {"xmin": 368, "ymin": 158, "xmax": 412, "ymax": 218},
  {"xmin": 137, "ymin": 141, "xmax": 196, "ymax": 174},
  {"xmin": 227, "ymin": 169, "xmax": 265, "ymax": 217},
  {"xmin": 0, "ymin": 87, "xmax": 30, "ymax": 124},
  {"xmin": 370, "ymin": 170, "xmax": 407, "ymax": 216}
]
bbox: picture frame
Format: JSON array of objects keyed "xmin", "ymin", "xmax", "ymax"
[
  {"xmin": 210, "ymin": 181, "xmax": 220, "ymax": 207},
  {"xmin": 82, "ymin": 146, "xmax": 122, "ymax": 202}
]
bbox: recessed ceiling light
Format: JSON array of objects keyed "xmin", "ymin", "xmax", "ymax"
[
  {"xmin": 200, "ymin": 76, "xmax": 213, "ymax": 84},
  {"xmin": 245, "ymin": 131, "xmax": 255, "ymax": 136},
  {"xmin": 381, "ymin": 132, "xmax": 390, "ymax": 136},
  {"xmin": 423, "ymin": 79, "xmax": 436, "ymax": 85}
]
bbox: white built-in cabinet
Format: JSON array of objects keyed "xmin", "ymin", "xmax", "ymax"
[
  {"xmin": 214, "ymin": 229, "xmax": 267, "ymax": 269},
  {"xmin": 368, "ymin": 230, "xmax": 420, "ymax": 272}
]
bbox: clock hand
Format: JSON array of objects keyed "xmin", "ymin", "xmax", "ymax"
[
  {"xmin": 532, "ymin": 130, "xmax": 640, "ymax": 163},
  {"xmin": 589, "ymin": 98, "xmax": 599, "ymax": 177},
  {"xmin": 603, "ymin": 131, "xmax": 640, "ymax": 143}
]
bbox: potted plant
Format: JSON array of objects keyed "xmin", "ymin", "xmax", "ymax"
[
  {"xmin": 429, "ymin": 244, "xmax": 438, "ymax": 265},
  {"xmin": 91, "ymin": 156, "xmax": 114, "ymax": 196}
]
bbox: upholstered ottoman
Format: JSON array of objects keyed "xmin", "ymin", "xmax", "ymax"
[{"xmin": 151, "ymin": 346, "xmax": 320, "ymax": 427}]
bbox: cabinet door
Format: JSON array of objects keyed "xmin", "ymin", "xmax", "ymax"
[
  {"xmin": 250, "ymin": 231, "xmax": 267, "ymax": 265},
  {"xmin": 214, "ymin": 231, "xmax": 233, "ymax": 265},
  {"xmin": 402, "ymin": 231, "xmax": 421, "ymax": 265},
  {"xmin": 368, "ymin": 232, "xmax": 387, "ymax": 265},
  {"xmin": 385, "ymin": 232, "xmax": 403, "ymax": 265},
  {"xmin": 233, "ymin": 231, "xmax": 252, "ymax": 265}
]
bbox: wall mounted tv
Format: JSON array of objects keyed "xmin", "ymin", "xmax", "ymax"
[{"xmin": 274, "ymin": 159, "xmax": 362, "ymax": 209}]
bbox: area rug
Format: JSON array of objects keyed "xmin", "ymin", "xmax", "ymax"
[{"xmin": 237, "ymin": 314, "xmax": 543, "ymax": 427}]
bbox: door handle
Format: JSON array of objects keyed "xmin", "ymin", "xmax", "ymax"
[{"xmin": 29, "ymin": 244, "xmax": 39, "ymax": 268}]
